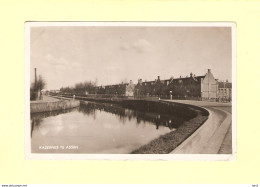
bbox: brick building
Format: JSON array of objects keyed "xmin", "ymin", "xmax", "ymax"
[
  {"xmin": 125, "ymin": 80, "xmax": 135, "ymax": 96},
  {"xmin": 62, "ymin": 69, "xmax": 230, "ymax": 102},
  {"xmin": 135, "ymin": 69, "xmax": 219, "ymax": 101},
  {"xmin": 218, "ymin": 80, "xmax": 232, "ymax": 102}
]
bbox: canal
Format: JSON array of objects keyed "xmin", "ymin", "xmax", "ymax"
[{"xmin": 31, "ymin": 101, "xmax": 187, "ymax": 154}]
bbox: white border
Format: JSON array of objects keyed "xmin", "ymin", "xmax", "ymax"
[
  {"xmin": 25, "ymin": 22, "xmax": 236, "ymax": 161},
  {"xmin": 231, "ymin": 23, "xmax": 237, "ymax": 158}
]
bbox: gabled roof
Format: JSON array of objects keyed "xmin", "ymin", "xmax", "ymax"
[
  {"xmin": 164, "ymin": 75, "xmax": 205, "ymax": 84},
  {"xmin": 99, "ymin": 73, "xmax": 208, "ymax": 87},
  {"xmin": 194, "ymin": 75, "xmax": 206, "ymax": 82}
]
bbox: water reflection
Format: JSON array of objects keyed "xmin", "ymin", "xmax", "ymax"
[
  {"xmin": 79, "ymin": 102, "xmax": 184, "ymax": 130},
  {"xmin": 31, "ymin": 108, "xmax": 79, "ymax": 138},
  {"xmin": 31, "ymin": 101, "xmax": 185, "ymax": 154}
]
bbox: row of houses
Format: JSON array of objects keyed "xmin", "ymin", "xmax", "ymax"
[{"xmin": 93, "ymin": 69, "xmax": 232, "ymax": 102}]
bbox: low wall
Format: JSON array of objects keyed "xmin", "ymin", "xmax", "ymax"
[
  {"xmin": 171, "ymin": 107, "xmax": 231, "ymax": 154},
  {"xmin": 30, "ymin": 99, "xmax": 80, "ymax": 113}
]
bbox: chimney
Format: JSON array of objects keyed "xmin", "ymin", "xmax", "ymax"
[
  {"xmin": 34, "ymin": 68, "xmax": 37, "ymax": 91},
  {"xmin": 190, "ymin": 72, "xmax": 193, "ymax": 77},
  {"xmin": 130, "ymin": 80, "xmax": 132, "ymax": 84},
  {"xmin": 158, "ymin": 76, "xmax": 160, "ymax": 80},
  {"xmin": 208, "ymin": 69, "xmax": 211, "ymax": 73},
  {"xmin": 138, "ymin": 79, "xmax": 142, "ymax": 84}
]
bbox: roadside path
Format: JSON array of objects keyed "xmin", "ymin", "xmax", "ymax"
[
  {"xmin": 217, "ymin": 107, "xmax": 232, "ymax": 154},
  {"xmin": 162, "ymin": 99, "xmax": 232, "ymax": 154},
  {"xmin": 30, "ymin": 95, "xmax": 60, "ymax": 103}
]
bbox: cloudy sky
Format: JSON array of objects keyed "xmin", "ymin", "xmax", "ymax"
[{"xmin": 30, "ymin": 25, "xmax": 232, "ymax": 90}]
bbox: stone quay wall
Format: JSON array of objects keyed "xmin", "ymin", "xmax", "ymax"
[{"xmin": 30, "ymin": 99, "xmax": 80, "ymax": 113}]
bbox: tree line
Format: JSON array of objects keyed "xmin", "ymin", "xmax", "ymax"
[{"xmin": 60, "ymin": 80, "xmax": 98, "ymax": 95}]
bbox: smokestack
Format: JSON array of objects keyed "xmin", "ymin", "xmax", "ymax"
[
  {"xmin": 190, "ymin": 72, "xmax": 193, "ymax": 77},
  {"xmin": 158, "ymin": 76, "xmax": 160, "ymax": 80},
  {"xmin": 34, "ymin": 68, "xmax": 37, "ymax": 91}
]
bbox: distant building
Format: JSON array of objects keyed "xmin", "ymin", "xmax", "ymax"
[
  {"xmin": 135, "ymin": 69, "xmax": 218, "ymax": 101},
  {"xmin": 200, "ymin": 69, "xmax": 218, "ymax": 101},
  {"xmin": 50, "ymin": 90, "xmax": 61, "ymax": 94},
  {"xmin": 60, "ymin": 69, "xmax": 231, "ymax": 102},
  {"xmin": 218, "ymin": 80, "xmax": 232, "ymax": 102},
  {"xmin": 125, "ymin": 80, "xmax": 135, "ymax": 96},
  {"xmin": 96, "ymin": 80, "xmax": 134, "ymax": 96}
]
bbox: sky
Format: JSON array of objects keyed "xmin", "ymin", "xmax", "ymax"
[{"xmin": 30, "ymin": 26, "xmax": 232, "ymax": 90}]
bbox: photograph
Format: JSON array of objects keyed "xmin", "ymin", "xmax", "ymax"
[{"xmin": 25, "ymin": 22, "xmax": 235, "ymax": 159}]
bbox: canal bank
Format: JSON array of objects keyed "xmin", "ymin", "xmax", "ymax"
[
  {"xmin": 31, "ymin": 98, "xmax": 192, "ymax": 154},
  {"xmin": 164, "ymin": 100, "xmax": 233, "ymax": 154},
  {"xmin": 30, "ymin": 95, "xmax": 80, "ymax": 113},
  {"xmin": 55, "ymin": 94, "xmax": 211, "ymax": 154}
]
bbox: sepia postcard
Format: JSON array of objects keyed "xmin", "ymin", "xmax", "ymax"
[{"xmin": 25, "ymin": 22, "xmax": 236, "ymax": 160}]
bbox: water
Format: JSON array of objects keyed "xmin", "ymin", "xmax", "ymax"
[{"xmin": 31, "ymin": 101, "xmax": 184, "ymax": 154}]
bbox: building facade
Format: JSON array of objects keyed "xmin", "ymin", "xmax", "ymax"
[
  {"xmin": 60, "ymin": 69, "xmax": 231, "ymax": 102},
  {"xmin": 134, "ymin": 69, "xmax": 219, "ymax": 101},
  {"xmin": 218, "ymin": 80, "xmax": 232, "ymax": 102},
  {"xmin": 200, "ymin": 69, "xmax": 219, "ymax": 101},
  {"xmin": 125, "ymin": 80, "xmax": 135, "ymax": 96}
]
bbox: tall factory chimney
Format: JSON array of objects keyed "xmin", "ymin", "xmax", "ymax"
[{"xmin": 34, "ymin": 68, "xmax": 37, "ymax": 91}]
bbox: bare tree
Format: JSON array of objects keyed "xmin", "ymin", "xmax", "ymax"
[
  {"xmin": 31, "ymin": 75, "xmax": 46, "ymax": 91},
  {"xmin": 37, "ymin": 75, "xmax": 46, "ymax": 91},
  {"xmin": 30, "ymin": 75, "xmax": 47, "ymax": 100}
]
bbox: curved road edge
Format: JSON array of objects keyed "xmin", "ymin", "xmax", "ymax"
[{"xmin": 161, "ymin": 100, "xmax": 232, "ymax": 154}]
